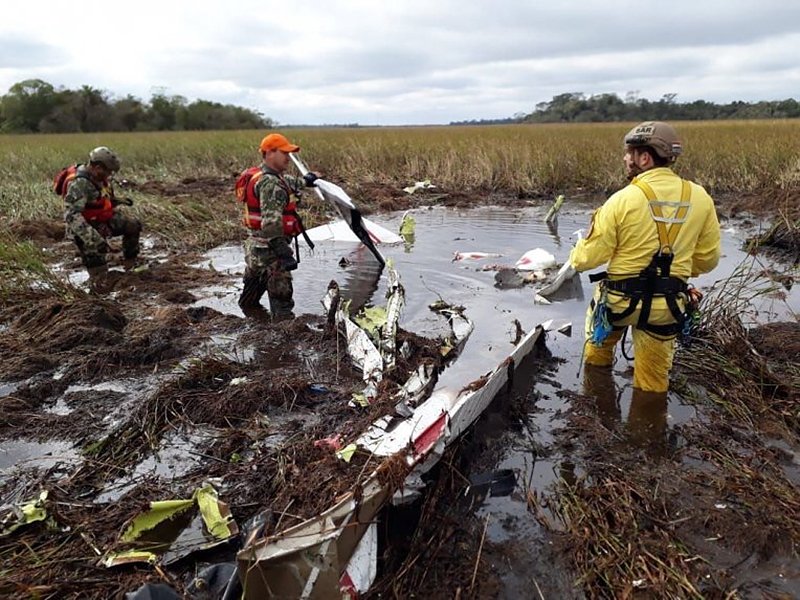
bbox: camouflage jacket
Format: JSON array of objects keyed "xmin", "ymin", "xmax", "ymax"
[
  {"xmin": 63, "ymin": 165, "xmax": 113, "ymax": 235},
  {"xmin": 250, "ymin": 165, "xmax": 305, "ymax": 245}
]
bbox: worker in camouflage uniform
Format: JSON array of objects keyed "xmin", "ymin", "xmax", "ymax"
[
  {"xmin": 61, "ymin": 146, "xmax": 142, "ymax": 284},
  {"xmin": 237, "ymin": 133, "xmax": 317, "ymax": 318}
]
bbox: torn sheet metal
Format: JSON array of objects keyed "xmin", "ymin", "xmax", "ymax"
[
  {"xmin": 357, "ymin": 325, "xmax": 543, "ymax": 461},
  {"xmin": 393, "ymin": 362, "xmax": 438, "ymax": 418},
  {"xmin": 380, "ymin": 266, "xmax": 404, "ymax": 369},
  {"xmin": 305, "ymin": 218, "xmax": 403, "ymax": 245},
  {"xmin": 0, "ymin": 490, "xmax": 50, "ymax": 537},
  {"xmin": 403, "ymin": 180, "xmax": 436, "ymax": 194},
  {"xmin": 536, "ymin": 260, "xmax": 579, "ymax": 298},
  {"xmin": 543, "ymin": 194, "xmax": 565, "ymax": 224},
  {"xmin": 238, "ymin": 478, "xmax": 389, "ymax": 599},
  {"xmin": 339, "ymin": 522, "xmax": 378, "ymax": 597},
  {"xmin": 103, "ymin": 484, "xmax": 238, "ymax": 567},
  {"xmin": 323, "ymin": 265, "xmax": 405, "ymax": 401},
  {"xmin": 514, "ymin": 248, "xmax": 557, "ymax": 271},
  {"xmin": 394, "ymin": 302, "xmax": 472, "ymax": 417},
  {"xmin": 540, "ymin": 318, "xmax": 573, "ymax": 337},
  {"xmin": 290, "ymin": 153, "xmax": 397, "ymax": 266},
  {"xmin": 452, "ymin": 251, "xmax": 503, "ymax": 261},
  {"xmin": 398, "ymin": 211, "xmax": 416, "ymax": 236},
  {"xmin": 238, "ymin": 293, "xmax": 541, "ymax": 598},
  {"xmin": 430, "ymin": 302, "xmax": 474, "ymax": 360},
  {"xmin": 337, "ymin": 302, "xmax": 383, "ymax": 384}
]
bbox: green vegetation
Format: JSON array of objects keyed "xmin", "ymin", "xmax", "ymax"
[
  {"xmin": 0, "ymin": 230, "xmax": 76, "ymax": 301},
  {"xmin": 453, "ymin": 92, "xmax": 800, "ymax": 125},
  {"xmin": 523, "ymin": 92, "xmax": 800, "ymax": 123},
  {"xmin": 1, "ymin": 120, "xmax": 796, "ymax": 299},
  {"xmin": 1, "ymin": 121, "xmax": 798, "ymax": 228},
  {"xmin": 0, "ymin": 79, "xmax": 271, "ymax": 133},
  {"xmin": 0, "ymin": 121, "xmax": 796, "ymax": 241}
]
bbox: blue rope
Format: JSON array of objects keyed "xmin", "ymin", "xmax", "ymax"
[{"xmin": 589, "ymin": 290, "xmax": 613, "ymax": 347}]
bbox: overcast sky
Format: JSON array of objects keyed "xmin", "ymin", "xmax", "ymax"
[{"xmin": 1, "ymin": 1, "xmax": 798, "ymax": 125}]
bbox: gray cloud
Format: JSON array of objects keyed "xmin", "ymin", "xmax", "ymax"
[
  {"xmin": 1, "ymin": 1, "xmax": 798, "ymax": 124},
  {"xmin": 0, "ymin": 38, "xmax": 61, "ymax": 69}
]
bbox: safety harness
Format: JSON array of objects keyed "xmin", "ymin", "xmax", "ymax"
[{"xmin": 589, "ymin": 177, "xmax": 693, "ymax": 338}]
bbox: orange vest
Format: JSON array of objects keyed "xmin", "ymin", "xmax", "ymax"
[
  {"xmin": 60, "ymin": 165, "xmax": 114, "ymax": 223},
  {"xmin": 235, "ymin": 167, "xmax": 304, "ymax": 237}
]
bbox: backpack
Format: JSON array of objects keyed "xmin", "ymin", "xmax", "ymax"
[
  {"xmin": 234, "ymin": 166, "xmax": 263, "ymax": 230},
  {"xmin": 53, "ymin": 164, "xmax": 94, "ymax": 197},
  {"xmin": 53, "ymin": 165, "xmax": 77, "ymax": 196}
]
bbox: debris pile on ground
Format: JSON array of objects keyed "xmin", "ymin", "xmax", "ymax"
[{"xmin": 0, "ymin": 266, "xmax": 460, "ymax": 597}]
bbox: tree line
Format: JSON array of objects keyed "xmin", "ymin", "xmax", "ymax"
[
  {"xmin": 450, "ymin": 93, "xmax": 800, "ymax": 125},
  {"xmin": 521, "ymin": 92, "xmax": 800, "ymax": 123},
  {"xmin": 0, "ymin": 79, "xmax": 273, "ymax": 133}
]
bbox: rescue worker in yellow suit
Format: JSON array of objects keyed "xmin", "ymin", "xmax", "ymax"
[{"xmin": 568, "ymin": 121, "xmax": 721, "ymax": 395}]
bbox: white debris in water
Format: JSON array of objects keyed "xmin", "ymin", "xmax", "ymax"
[{"xmin": 515, "ymin": 248, "xmax": 557, "ymax": 271}]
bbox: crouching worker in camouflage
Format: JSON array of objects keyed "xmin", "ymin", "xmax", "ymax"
[
  {"xmin": 59, "ymin": 146, "xmax": 142, "ymax": 286},
  {"xmin": 236, "ymin": 133, "xmax": 318, "ymax": 319}
]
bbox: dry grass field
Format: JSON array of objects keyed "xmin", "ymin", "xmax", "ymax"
[{"xmin": 1, "ymin": 120, "xmax": 799, "ymax": 222}]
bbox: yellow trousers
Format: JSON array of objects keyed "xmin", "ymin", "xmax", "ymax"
[
  {"xmin": 583, "ymin": 289, "xmax": 678, "ymax": 393},
  {"xmin": 582, "ymin": 363, "xmax": 669, "ymax": 456}
]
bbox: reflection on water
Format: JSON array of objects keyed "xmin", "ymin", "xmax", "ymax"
[
  {"xmin": 190, "ymin": 205, "xmax": 798, "ymax": 596},
  {"xmin": 336, "ymin": 256, "xmax": 384, "ymax": 314},
  {"xmin": 0, "ymin": 439, "xmax": 81, "ymax": 474},
  {"xmin": 193, "ymin": 205, "xmax": 797, "ymax": 436},
  {"xmin": 583, "ymin": 364, "xmax": 672, "ymax": 456}
]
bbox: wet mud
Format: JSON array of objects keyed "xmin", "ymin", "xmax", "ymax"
[{"xmin": 1, "ymin": 178, "xmax": 798, "ymax": 598}]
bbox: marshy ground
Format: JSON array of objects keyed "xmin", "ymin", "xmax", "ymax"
[{"xmin": 1, "ymin": 140, "xmax": 799, "ymax": 598}]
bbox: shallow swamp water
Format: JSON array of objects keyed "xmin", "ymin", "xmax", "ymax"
[{"xmin": 1, "ymin": 202, "xmax": 798, "ymax": 598}]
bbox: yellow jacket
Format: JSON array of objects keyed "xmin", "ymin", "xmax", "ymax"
[{"xmin": 569, "ymin": 167, "xmax": 720, "ymax": 280}]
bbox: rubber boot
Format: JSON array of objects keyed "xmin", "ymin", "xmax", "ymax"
[
  {"xmin": 122, "ymin": 219, "xmax": 142, "ymax": 261},
  {"xmin": 87, "ymin": 264, "xmax": 113, "ymax": 294},
  {"xmin": 268, "ymin": 295, "xmax": 295, "ymax": 320},
  {"xmin": 240, "ymin": 304, "xmax": 272, "ymax": 322},
  {"xmin": 239, "ymin": 275, "xmax": 267, "ymax": 310},
  {"xmin": 122, "ymin": 256, "xmax": 142, "ymax": 271}
]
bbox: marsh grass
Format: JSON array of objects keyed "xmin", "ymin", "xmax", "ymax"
[
  {"xmin": 1, "ymin": 121, "xmax": 797, "ymax": 300},
  {"xmin": 675, "ymin": 255, "xmax": 799, "ymax": 438},
  {"xmin": 2, "ymin": 120, "xmax": 798, "ymax": 203},
  {"xmin": 542, "ymin": 470, "xmax": 706, "ymax": 599},
  {"xmin": 132, "ymin": 193, "xmax": 240, "ymax": 250},
  {"xmin": 0, "ymin": 229, "xmax": 77, "ymax": 301}
]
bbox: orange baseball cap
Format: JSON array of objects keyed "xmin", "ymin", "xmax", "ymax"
[{"xmin": 259, "ymin": 133, "xmax": 300, "ymax": 153}]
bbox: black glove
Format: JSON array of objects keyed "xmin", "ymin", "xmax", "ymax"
[
  {"xmin": 303, "ymin": 172, "xmax": 319, "ymax": 187},
  {"xmin": 269, "ymin": 238, "xmax": 298, "ymax": 271}
]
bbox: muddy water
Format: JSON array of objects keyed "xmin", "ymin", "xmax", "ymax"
[
  {"xmin": 3, "ymin": 204, "xmax": 796, "ymax": 595},
  {"xmin": 192, "ymin": 206, "xmax": 797, "ymax": 411},
  {"xmin": 188, "ymin": 206, "xmax": 798, "ymax": 595}
]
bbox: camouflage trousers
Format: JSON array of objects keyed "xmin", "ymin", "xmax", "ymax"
[
  {"xmin": 239, "ymin": 238, "xmax": 294, "ymax": 317},
  {"xmin": 70, "ymin": 211, "xmax": 142, "ymax": 268}
]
